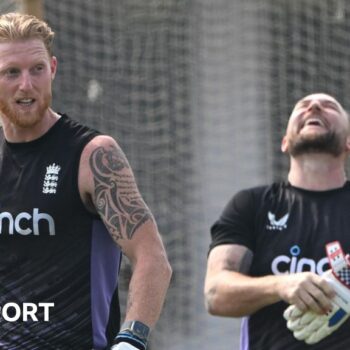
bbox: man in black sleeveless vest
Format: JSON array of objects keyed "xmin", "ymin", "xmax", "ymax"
[
  {"xmin": 0, "ymin": 12, "xmax": 171, "ymax": 350},
  {"xmin": 205, "ymin": 93, "xmax": 350, "ymax": 350}
]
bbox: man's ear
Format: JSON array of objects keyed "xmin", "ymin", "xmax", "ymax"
[
  {"xmin": 345, "ymin": 135, "xmax": 350, "ymax": 153},
  {"xmin": 281, "ymin": 136, "xmax": 288, "ymax": 153},
  {"xmin": 51, "ymin": 56, "xmax": 57, "ymax": 80}
]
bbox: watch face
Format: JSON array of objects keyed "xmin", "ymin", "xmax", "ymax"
[
  {"xmin": 133, "ymin": 321, "xmax": 149, "ymax": 338},
  {"xmin": 122, "ymin": 320, "xmax": 150, "ymax": 341}
]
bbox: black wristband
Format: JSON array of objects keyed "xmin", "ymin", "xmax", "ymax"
[
  {"xmin": 112, "ymin": 320, "xmax": 150, "ymax": 350},
  {"xmin": 113, "ymin": 330, "xmax": 146, "ymax": 350}
]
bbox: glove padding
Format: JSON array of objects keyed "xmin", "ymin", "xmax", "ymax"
[
  {"xmin": 110, "ymin": 342, "xmax": 139, "ymax": 350},
  {"xmin": 284, "ymin": 271, "xmax": 350, "ymax": 343},
  {"xmin": 283, "ymin": 241, "xmax": 350, "ymax": 344}
]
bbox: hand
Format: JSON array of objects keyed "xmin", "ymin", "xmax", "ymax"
[
  {"xmin": 278, "ymin": 271, "xmax": 334, "ymax": 314},
  {"xmin": 110, "ymin": 342, "xmax": 139, "ymax": 350},
  {"xmin": 283, "ymin": 241, "xmax": 350, "ymax": 344}
]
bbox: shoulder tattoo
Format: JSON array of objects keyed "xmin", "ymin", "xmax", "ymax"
[{"xmin": 89, "ymin": 144, "xmax": 153, "ymax": 241}]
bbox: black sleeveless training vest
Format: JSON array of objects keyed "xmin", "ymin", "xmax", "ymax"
[{"xmin": 0, "ymin": 114, "xmax": 121, "ymax": 349}]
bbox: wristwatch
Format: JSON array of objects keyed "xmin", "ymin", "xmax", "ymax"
[{"xmin": 120, "ymin": 320, "xmax": 150, "ymax": 342}]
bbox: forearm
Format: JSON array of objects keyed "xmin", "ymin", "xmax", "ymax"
[
  {"xmin": 205, "ymin": 270, "xmax": 283, "ymax": 317},
  {"xmin": 124, "ymin": 253, "xmax": 172, "ymax": 328}
]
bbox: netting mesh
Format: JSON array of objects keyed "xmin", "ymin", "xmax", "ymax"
[
  {"xmin": 268, "ymin": 0, "xmax": 350, "ymax": 178},
  {"xmin": 2, "ymin": 0, "xmax": 350, "ymax": 349},
  {"xmin": 0, "ymin": 0, "xmax": 16, "ymax": 14}
]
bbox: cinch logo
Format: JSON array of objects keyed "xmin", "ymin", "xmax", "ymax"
[
  {"xmin": 0, "ymin": 208, "xmax": 55, "ymax": 236},
  {"xmin": 266, "ymin": 211, "xmax": 289, "ymax": 231},
  {"xmin": 271, "ymin": 245, "xmax": 328, "ymax": 275}
]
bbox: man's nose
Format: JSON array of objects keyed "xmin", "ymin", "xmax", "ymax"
[
  {"xmin": 308, "ymin": 100, "xmax": 322, "ymax": 112},
  {"xmin": 19, "ymin": 72, "xmax": 33, "ymax": 91}
]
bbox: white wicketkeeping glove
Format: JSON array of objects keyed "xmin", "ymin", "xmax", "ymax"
[
  {"xmin": 110, "ymin": 342, "xmax": 139, "ymax": 350},
  {"xmin": 283, "ymin": 241, "xmax": 350, "ymax": 344}
]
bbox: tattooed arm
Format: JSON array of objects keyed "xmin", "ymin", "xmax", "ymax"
[
  {"xmin": 79, "ymin": 135, "xmax": 172, "ymax": 328},
  {"xmin": 204, "ymin": 244, "xmax": 333, "ymax": 317}
]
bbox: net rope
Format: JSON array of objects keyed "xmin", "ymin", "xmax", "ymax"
[{"xmin": 2, "ymin": 0, "xmax": 350, "ymax": 348}]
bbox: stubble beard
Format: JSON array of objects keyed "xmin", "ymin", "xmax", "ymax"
[{"xmin": 288, "ymin": 131, "xmax": 345, "ymax": 157}]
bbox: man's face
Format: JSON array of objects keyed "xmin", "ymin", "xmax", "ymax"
[
  {"xmin": 0, "ymin": 39, "xmax": 57, "ymax": 128},
  {"xmin": 281, "ymin": 93, "xmax": 350, "ymax": 157}
]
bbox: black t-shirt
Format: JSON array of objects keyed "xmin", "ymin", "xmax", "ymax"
[
  {"xmin": 0, "ymin": 115, "xmax": 121, "ymax": 349},
  {"xmin": 210, "ymin": 182, "xmax": 350, "ymax": 350}
]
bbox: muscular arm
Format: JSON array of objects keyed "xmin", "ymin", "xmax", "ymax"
[
  {"xmin": 79, "ymin": 135, "xmax": 172, "ymax": 328},
  {"xmin": 204, "ymin": 244, "xmax": 335, "ymax": 317}
]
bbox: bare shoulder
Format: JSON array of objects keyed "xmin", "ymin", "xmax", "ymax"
[
  {"xmin": 82, "ymin": 135, "xmax": 131, "ymax": 183},
  {"xmin": 79, "ymin": 135, "xmax": 155, "ymax": 246},
  {"xmin": 78, "ymin": 135, "xmax": 125, "ymax": 209},
  {"xmin": 208, "ymin": 244, "xmax": 253, "ymax": 274},
  {"xmin": 79, "ymin": 135, "xmax": 120, "ymax": 177},
  {"xmin": 81, "ymin": 134, "xmax": 120, "ymax": 160}
]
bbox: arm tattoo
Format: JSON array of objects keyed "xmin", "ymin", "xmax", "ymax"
[
  {"xmin": 222, "ymin": 248, "xmax": 253, "ymax": 274},
  {"xmin": 89, "ymin": 145, "xmax": 153, "ymax": 241}
]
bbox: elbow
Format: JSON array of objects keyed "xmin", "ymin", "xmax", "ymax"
[
  {"xmin": 204, "ymin": 295, "xmax": 220, "ymax": 316},
  {"xmin": 205, "ymin": 296, "xmax": 246, "ymax": 317},
  {"xmin": 204, "ymin": 286, "xmax": 226, "ymax": 316},
  {"xmin": 204, "ymin": 294, "xmax": 229, "ymax": 317},
  {"xmin": 204, "ymin": 285, "xmax": 246, "ymax": 318}
]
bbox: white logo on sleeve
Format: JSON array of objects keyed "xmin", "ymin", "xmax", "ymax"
[
  {"xmin": 266, "ymin": 211, "xmax": 289, "ymax": 231},
  {"xmin": 42, "ymin": 163, "xmax": 61, "ymax": 194}
]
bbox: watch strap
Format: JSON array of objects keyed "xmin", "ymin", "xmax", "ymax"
[{"xmin": 120, "ymin": 320, "xmax": 150, "ymax": 342}]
